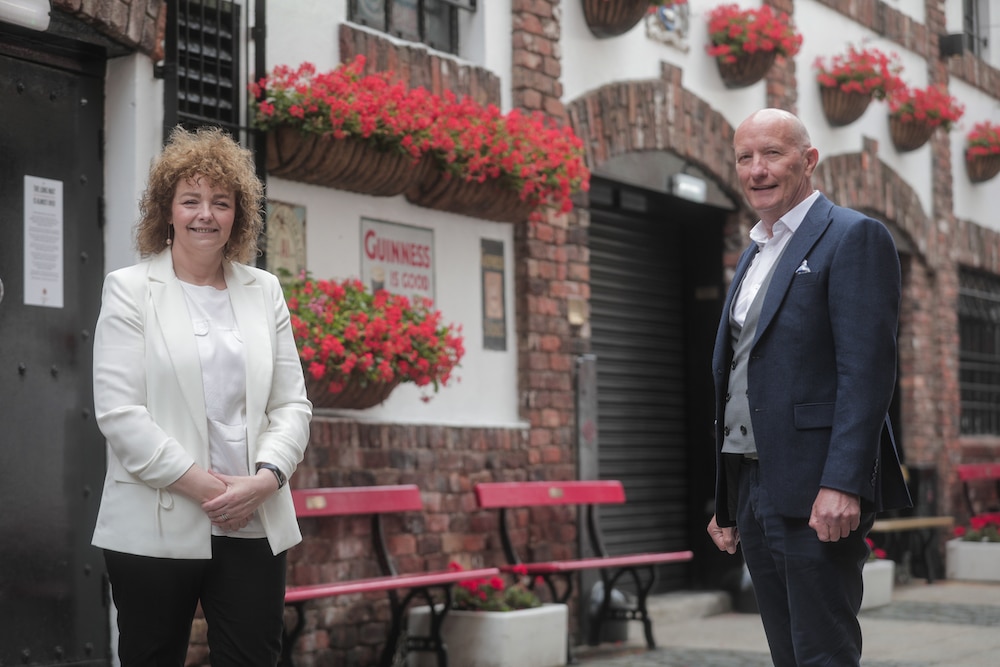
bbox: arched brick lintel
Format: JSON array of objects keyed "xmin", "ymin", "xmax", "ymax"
[
  {"xmin": 814, "ymin": 144, "xmax": 933, "ymax": 268},
  {"xmin": 565, "ymin": 62, "xmax": 744, "ymax": 209}
]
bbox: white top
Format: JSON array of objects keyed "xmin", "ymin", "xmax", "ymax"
[
  {"xmin": 731, "ymin": 191, "xmax": 821, "ymax": 327},
  {"xmin": 180, "ymin": 281, "xmax": 265, "ymax": 538}
]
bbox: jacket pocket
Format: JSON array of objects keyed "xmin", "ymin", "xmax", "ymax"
[{"xmin": 794, "ymin": 402, "xmax": 834, "ymax": 429}]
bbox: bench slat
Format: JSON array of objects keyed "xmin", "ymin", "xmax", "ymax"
[
  {"xmin": 499, "ymin": 550, "xmax": 693, "ymax": 574},
  {"xmin": 475, "ymin": 480, "xmax": 625, "ymax": 508},
  {"xmin": 956, "ymin": 463, "xmax": 1000, "ymax": 482},
  {"xmin": 870, "ymin": 516, "xmax": 954, "ymax": 532},
  {"xmin": 292, "ymin": 484, "xmax": 423, "ymax": 517},
  {"xmin": 285, "ymin": 567, "xmax": 500, "ymax": 603}
]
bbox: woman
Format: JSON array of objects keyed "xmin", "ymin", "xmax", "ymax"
[{"xmin": 92, "ymin": 125, "xmax": 312, "ymax": 666}]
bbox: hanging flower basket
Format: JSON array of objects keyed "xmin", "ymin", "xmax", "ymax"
[
  {"xmin": 966, "ymin": 153, "xmax": 1000, "ymax": 184},
  {"xmin": 266, "ymin": 127, "xmax": 430, "ymax": 196},
  {"xmin": 888, "ymin": 115, "xmax": 935, "ymax": 152},
  {"xmin": 405, "ymin": 171, "xmax": 536, "ymax": 223},
  {"xmin": 305, "ymin": 374, "xmax": 400, "ymax": 410},
  {"xmin": 965, "ymin": 121, "xmax": 1000, "ymax": 183},
  {"xmin": 581, "ymin": 0, "xmax": 649, "ymax": 38},
  {"xmin": 716, "ymin": 50, "xmax": 777, "ymax": 89},
  {"xmin": 819, "ymin": 86, "xmax": 874, "ymax": 127}
]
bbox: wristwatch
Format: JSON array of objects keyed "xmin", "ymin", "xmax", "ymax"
[{"xmin": 256, "ymin": 462, "xmax": 287, "ymax": 489}]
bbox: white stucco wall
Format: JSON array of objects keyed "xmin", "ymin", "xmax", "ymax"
[{"xmin": 949, "ymin": 79, "xmax": 1000, "ymax": 231}]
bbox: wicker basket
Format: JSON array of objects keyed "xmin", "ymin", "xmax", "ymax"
[
  {"xmin": 405, "ymin": 169, "xmax": 535, "ymax": 223},
  {"xmin": 819, "ymin": 86, "xmax": 873, "ymax": 127},
  {"xmin": 266, "ymin": 127, "xmax": 429, "ymax": 196},
  {"xmin": 715, "ymin": 50, "xmax": 777, "ymax": 89},
  {"xmin": 888, "ymin": 116, "xmax": 935, "ymax": 153},
  {"xmin": 581, "ymin": 0, "xmax": 649, "ymax": 38},
  {"xmin": 306, "ymin": 375, "xmax": 400, "ymax": 410},
  {"xmin": 966, "ymin": 153, "xmax": 1000, "ymax": 184}
]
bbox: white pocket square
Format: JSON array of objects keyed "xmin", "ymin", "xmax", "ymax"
[{"xmin": 795, "ymin": 260, "xmax": 811, "ymax": 274}]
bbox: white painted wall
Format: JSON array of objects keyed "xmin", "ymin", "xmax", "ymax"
[{"xmin": 949, "ymin": 79, "xmax": 1000, "ymax": 230}]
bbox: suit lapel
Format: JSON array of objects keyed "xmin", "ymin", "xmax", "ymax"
[
  {"xmin": 754, "ymin": 195, "xmax": 835, "ymax": 343},
  {"xmin": 226, "ymin": 262, "xmax": 271, "ymax": 448},
  {"xmin": 148, "ymin": 250, "xmax": 209, "ymax": 443}
]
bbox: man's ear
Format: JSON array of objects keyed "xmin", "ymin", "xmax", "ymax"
[{"xmin": 804, "ymin": 146, "xmax": 820, "ymax": 176}]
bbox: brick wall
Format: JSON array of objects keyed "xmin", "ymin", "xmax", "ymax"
[{"xmin": 53, "ymin": 0, "xmax": 164, "ymax": 58}]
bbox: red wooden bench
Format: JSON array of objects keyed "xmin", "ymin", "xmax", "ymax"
[
  {"xmin": 284, "ymin": 485, "xmax": 498, "ymax": 667},
  {"xmin": 474, "ymin": 480, "xmax": 694, "ymax": 658},
  {"xmin": 957, "ymin": 462, "xmax": 1000, "ymax": 523}
]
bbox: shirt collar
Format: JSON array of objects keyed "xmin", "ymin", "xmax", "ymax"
[{"xmin": 749, "ymin": 190, "xmax": 821, "ymax": 248}]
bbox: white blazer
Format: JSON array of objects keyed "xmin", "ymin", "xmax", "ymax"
[{"xmin": 92, "ymin": 249, "xmax": 312, "ymax": 558}]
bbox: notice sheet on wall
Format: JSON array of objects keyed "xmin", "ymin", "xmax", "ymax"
[{"xmin": 24, "ymin": 175, "xmax": 64, "ymax": 309}]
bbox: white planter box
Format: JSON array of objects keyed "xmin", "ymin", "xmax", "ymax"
[
  {"xmin": 946, "ymin": 538, "xmax": 1000, "ymax": 582},
  {"xmin": 407, "ymin": 603, "xmax": 568, "ymax": 667},
  {"xmin": 860, "ymin": 559, "xmax": 894, "ymax": 610}
]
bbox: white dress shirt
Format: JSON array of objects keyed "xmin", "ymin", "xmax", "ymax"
[{"xmin": 731, "ymin": 191, "xmax": 821, "ymax": 327}]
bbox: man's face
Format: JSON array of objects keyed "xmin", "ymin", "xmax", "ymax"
[{"xmin": 733, "ymin": 113, "xmax": 818, "ymax": 227}]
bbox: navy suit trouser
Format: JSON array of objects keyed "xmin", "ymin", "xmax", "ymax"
[
  {"xmin": 736, "ymin": 458, "xmax": 874, "ymax": 667},
  {"xmin": 105, "ymin": 536, "xmax": 286, "ymax": 667}
]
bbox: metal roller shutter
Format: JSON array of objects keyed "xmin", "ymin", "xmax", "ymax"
[{"xmin": 589, "ymin": 204, "xmax": 690, "ymax": 591}]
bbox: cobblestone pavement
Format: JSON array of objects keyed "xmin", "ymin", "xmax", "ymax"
[{"xmin": 573, "ymin": 581, "xmax": 1000, "ymax": 667}]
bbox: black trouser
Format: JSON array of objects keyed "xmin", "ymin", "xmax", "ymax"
[{"xmin": 105, "ymin": 536, "xmax": 286, "ymax": 667}]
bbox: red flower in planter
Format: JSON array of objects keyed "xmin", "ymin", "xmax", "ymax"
[
  {"xmin": 251, "ymin": 57, "xmax": 590, "ymax": 217},
  {"xmin": 705, "ymin": 3, "xmax": 802, "ymax": 64},
  {"xmin": 285, "ymin": 275, "xmax": 464, "ymax": 399},
  {"xmin": 966, "ymin": 121, "xmax": 1000, "ymax": 159},
  {"xmin": 449, "ymin": 562, "xmax": 541, "ymax": 611},
  {"xmin": 814, "ymin": 45, "xmax": 904, "ymax": 99},
  {"xmin": 888, "ymin": 84, "xmax": 965, "ymax": 131}
]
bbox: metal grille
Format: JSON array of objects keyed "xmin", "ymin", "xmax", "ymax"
[
  {"xmin": 588, "ymin": 190, "xmax": 690, "ymax": 592},
  {"xmin": 959, "ymin": 268, "xmax": 1000, "ymax": 435}
]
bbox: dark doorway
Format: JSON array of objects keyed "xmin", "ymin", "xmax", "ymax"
[
  {"xmin": 587, "ymin": 178, "xmax": 729, "ymax": 593},
  {"xmin": 0, "ymin": 28, "xmax": 109, "ymax": 666}
]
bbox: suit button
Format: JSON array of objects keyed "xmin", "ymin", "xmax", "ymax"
[
  {"xmin": 731, "ymin": 360, "xmax": 738, "ymax": 370},
  {"xmin": 724, "ymin": 426, "xmax": 731, "ymax": 436},
  {"xmin": 740, "ymin": 425, "xmax": 748, "ymax": 435}
]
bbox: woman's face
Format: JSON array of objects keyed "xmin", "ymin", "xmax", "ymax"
[{"xmin": 169, "ymin": 176, "xmax": 236, "ymax": 258}]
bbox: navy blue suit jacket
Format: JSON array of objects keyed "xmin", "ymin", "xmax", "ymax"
[{"xmin": 712, "ymin": 193, "xmax": 911, "ymax": 526}]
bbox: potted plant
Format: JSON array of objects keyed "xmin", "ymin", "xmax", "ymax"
[
  {"xmin": 283, "ymin": 275, "xmax": 464, "ymax": 409},
  {"xmin": 814, "ymin": 45, "xmax": 903, "ymax": 127},
  {"xmin": 254, "ymin": 58, "xmax": 590, "ymax": 223},
  {"xmin": 705, "ymin": 3, "xmax": 803, "ymax": 89},
  {"xmin": 582, "ymin": 0, "xmax": 685, "ymax": 38},
  {"xmin": 887, "ymin": 84, "xmax": 965, "ymax": 152},
  {"xmin": 407, "ymin": 564, "xmax": 568, "ymax": 667},
  {"xmin": 407, "ymin": 94, "xmax": 589, "ymax": 222},
  {"xmin": 861, "ymin": 537, "xmax": 894, "ymax": 610},
  {"xmin": 947, "ymin": 514, "xmax": 1000, "ymax": 582},
  {"xmin": 250, "ymin": 57, "xmax": 436, "ymax": 196},
  {"xmin": 964, "ymin": 120, "xmax": 1000, "ymax": 183}
]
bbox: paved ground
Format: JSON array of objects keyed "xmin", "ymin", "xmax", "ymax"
[{"xmin": 573, "ymin": 580, "xmax": 1000, "ymax": 667}]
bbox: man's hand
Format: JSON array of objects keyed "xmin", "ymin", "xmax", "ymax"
[
  {"xmin": 707, "ymin": 514, "xmax": 740, "ymax": 554},
  {"xmin": 809, "ymin": 487, "xmax": 861, "ymax": 542}
]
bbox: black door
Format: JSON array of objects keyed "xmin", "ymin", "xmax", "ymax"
[{"xmin": 0, "ymin": 37, "xmax": 109, "ymax": 666}]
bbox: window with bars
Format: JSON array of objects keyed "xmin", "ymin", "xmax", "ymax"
[
  {"xmin": 959, "ymin": 269, "xmax": 1000, "ymax": 435},
  {"xmin": 350, "ymin": 0, "xmax": 475, "ymax": 55},
  {"xmin": 161, "ymin": 0, "xmax": 262, "ymax": 137}
]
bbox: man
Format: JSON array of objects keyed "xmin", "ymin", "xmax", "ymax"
[{"xmin": 707, "ymin": 109, "xmax": 911, "ymax": 667}]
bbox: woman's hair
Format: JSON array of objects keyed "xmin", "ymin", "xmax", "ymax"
[{"xmin": 135, "ymin": 125, "xmax": 264, "ymax": 263}]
